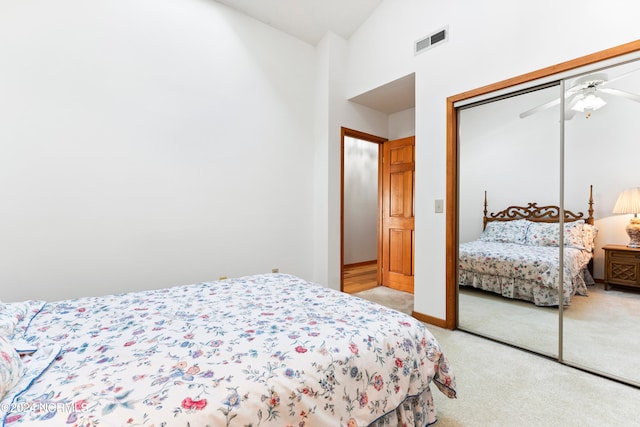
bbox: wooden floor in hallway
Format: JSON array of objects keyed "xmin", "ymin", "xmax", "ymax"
[{"xmin": 343, "ymin": 261, "xmax": 378, "ymax": 294}]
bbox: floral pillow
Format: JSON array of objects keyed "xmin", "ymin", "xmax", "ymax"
[
  {"xmin": 480, "ymin": 219, "xmax": 530, "ymax": 244},
  {"xmin": 582, "ymin": 223, "xmax": 598, "ymax": 252},
  {"xmin": 0, "ymin": 301, "xmax": 45, "ymax": 340},
  {"xmin": 524, "ymin": 220, "xmax": 587, "ymax": 249},
  {"xmin": 563, "ymin": 221, "xmax": 588, "ymax": 249},
  {"xmin": 0, "ymin": 302, "xmax": 30, "ymax": 339},
  {"xmin": 0, "ymin": 335, "xmax": 22, "ymax": 402}
]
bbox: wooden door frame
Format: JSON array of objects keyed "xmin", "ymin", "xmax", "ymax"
[
  {"xmin": 340, "ymin": 127, "xmax": 387, "ymax": 291},
  {"xmin": 445, "ymin": 40, "xmax": 640, "ymax": 329}
]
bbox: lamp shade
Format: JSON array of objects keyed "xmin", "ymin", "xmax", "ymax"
[{"xmin": 613, "ymin": 187, "xmax": 640, "ymax": 214}]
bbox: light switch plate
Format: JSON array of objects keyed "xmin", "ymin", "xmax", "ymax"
[{"xmin": 435, "ymin": 199, "xmax": 444, "ymax": 213}]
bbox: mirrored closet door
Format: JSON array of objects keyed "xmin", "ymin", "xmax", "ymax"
[
  {"xmin": 451, "ymin": 40, "xmax": 640, "ymax": 388},
  {"xmin": 457, "ymin": 83, "xmax": 562, "ymax": 357},
  {"xmin": 562, "ymin": 59, "xmax": 640, "ymax": 386}
]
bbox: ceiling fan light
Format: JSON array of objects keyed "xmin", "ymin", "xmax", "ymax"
[
  {"xmin": 586, "ymin": 93, "xmax": 607, "ymax": 110},
  {"xmin": 571, "ymin": 97, "xmax": 586, "ymax": 112},
  {"xmin": 571, "ymin": 93, "xmax": 606, "ymax": 112}
]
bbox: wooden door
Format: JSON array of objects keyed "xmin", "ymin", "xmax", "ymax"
[{"xmin": 381, "ymin": 136, "xmax": 415, "ymax": 293}]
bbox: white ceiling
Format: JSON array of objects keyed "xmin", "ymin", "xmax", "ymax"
[
  {"xmin": 349, "ymin": 73, "xmax": 415, "ymax": 114},
  {"xmin": 214, "ymin": 0, "xmax": 383, "ymax": 46},
  {"xmin": 214, "ymin": 0, "xmax": 414, "ymax": 114}
]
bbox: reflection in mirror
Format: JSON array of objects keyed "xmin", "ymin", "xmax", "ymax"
[
  {"xmin": 457, "ymin": 84, "xmax": 562, "ymax": 357},
  {"xmin": 563, "ymin": 59, "xmax": 640, "ymax": 386}
]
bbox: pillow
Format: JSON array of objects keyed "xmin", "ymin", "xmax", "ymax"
[
  {"xmin": 0, "ymin": 301, "xmax": 46, "ymax": 340},
  {"xmin": 0, "ymin": 302, "xmax": 30, "ymax": 339},
  {"xmin": 480, "ymin": 219, "xmax": 530, "ymax": 244},
  {"xmin": 0, "ymin": 335, "xmax": 22, "ymax": 402},
  {"xmin": 524, "ymin": 220, "xmax": 587, "ymax": 249},
  {"xmin": 564, "ymin": 221, "xmax": 587, "ymax": 249},
  {"xmin": 582, "ymin": 223, "xmax": 598, "ymax": 252}
]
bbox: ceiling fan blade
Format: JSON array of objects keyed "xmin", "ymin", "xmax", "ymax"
[
  {"xmin": 601, "ymin": 67, "xmax": 640, "ymax": 86},
  {"xmin": 599, "ymin": 87, "xmax": 640, "ymax": 103},
  {"xmin": 562, "ymin": 94, "xmax": 582, "ymax": 120},
  {"xmin": 564, "ymin": 109, "xmax": 577, "ymax": 120},
  {"xmin": 519, "ymin": 98, "xmax": 560, "ymax": 118}
]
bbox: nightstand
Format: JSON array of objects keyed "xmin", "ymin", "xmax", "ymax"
[{"xmin": 603, "ymin": 244, "xmax": 640, "ymax": 291}]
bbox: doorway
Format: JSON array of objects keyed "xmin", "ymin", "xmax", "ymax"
[{"xmin": 340, "ymin": 128, "xmax": 415, "ymax": 294}]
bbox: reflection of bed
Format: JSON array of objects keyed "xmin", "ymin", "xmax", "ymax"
[
  {"xmin": 0, "ymin": 273, "xmax": 456, "ymax": 426},
  {"xmin": 459, "ymin": 188, "xmax": 596, "ymax": 306}
]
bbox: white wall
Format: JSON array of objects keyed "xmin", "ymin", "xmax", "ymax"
[
  {"xmin": 389, "ymin": 108, "xmax": 416, "ymax": 140},
  {"xmin": 0, "ymin": 0, "xmax": 316, "ymax": 301},
  {"xmin": 343, "ymin": 0, "xmax": 640, "ymax": 319},
  {"xmin": 343, "ymin": 137, "xmax": 378, "ymax": 265},
  {"xmin": 314, "ymin": 32, "xmax": 389, "ymax": 290}
]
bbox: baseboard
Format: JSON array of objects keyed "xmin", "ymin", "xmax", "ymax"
[
  {"xmin": 412, "ymin": 310, "xmax": 450, "ymax": 329},
  {"xmin": 344, "ymin": 260, "xmax": 377, "ymax": 269}
]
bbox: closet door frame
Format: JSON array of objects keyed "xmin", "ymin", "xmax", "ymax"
[{"xmin": 445, "ymin": 40, "xmax": 640, "ymax": 329}]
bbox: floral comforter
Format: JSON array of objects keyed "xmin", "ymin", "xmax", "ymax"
[
  {"xmin": 2, "ymin": 274, "xmax": 456, "ymax": 426},
  {"xmin": 459, "ymin": 241, "xmax": 593, "ymax": 306}
]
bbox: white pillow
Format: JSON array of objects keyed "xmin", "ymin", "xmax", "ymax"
[{"xmin": 0, "ymin": 335, "xmax": 22, "ymax": 401}]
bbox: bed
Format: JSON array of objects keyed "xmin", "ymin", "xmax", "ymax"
[
  {"xmin": 458, "ymin": 187, "xmax": 597, "ymax": 306},
  {"xmin": 0, "ymin": 273, "xmax": 456, "ymax": 427}
]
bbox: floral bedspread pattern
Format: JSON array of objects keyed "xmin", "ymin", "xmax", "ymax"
[
  {"xmin": 459, "ymin": 241, "xmax": 592, "ymax": 306},
  {"xmin": 3, "ymin": 274, "xmax": 455, "ymax": 426}
]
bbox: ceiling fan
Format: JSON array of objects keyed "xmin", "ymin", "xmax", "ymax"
[{"xmin": 519, "ymin": 70, "xmax": 640, "ymax": 119}]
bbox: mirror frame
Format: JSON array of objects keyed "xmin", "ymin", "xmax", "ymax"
[{"xmin": 445, "ymin": 39, "xmax": 640, "ymax": 329}]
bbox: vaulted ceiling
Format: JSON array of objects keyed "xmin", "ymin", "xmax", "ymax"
[
  {"xmin": 214, "ymin": 0, "xmax": 383, "ymax": 46},
  {"xmin": 214, "ymin": 0, "xmax": 414, "ymax": 114}
]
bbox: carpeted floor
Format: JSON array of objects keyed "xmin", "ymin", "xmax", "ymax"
[
  {"xmin": 459, "ymin": 282, "xmax": 640, "ymax": 383},
  {"xmin": 353, "ymin": 285, "xmax": 640, "ymax": 426},
  {"xmin": 352, "ymin": 285, "xmax": 413, "ymax": 315},
  {"xmin": 428, "ymin": 324, "xmax": 640, "ymax": 427}
]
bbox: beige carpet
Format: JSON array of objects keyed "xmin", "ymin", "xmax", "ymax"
[
  {"xmin": 354, "ymin": 285, "xmax": 640, "ymax": 426},
  {"xmin": 458, "ymin": 287, "xmax": 559, "ymax": 356},
  {"xmin": 353, "ymin": 285, "xmax": 413, "ymax": 315},
  {"xmin": 428, "ymin": 325, "xmax": 640, "ymax": 427},
  {"xmin": 563, "ymin": 283, "xmax": 640, "ymax": 381},
  {"xmin": 459, "ymin": 283, "xmax": 640, "ymax": 384}
]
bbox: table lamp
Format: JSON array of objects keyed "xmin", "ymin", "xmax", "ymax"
[{"xmin": 613, "ymin": 187, "xmax": 640, "ymax": 248}]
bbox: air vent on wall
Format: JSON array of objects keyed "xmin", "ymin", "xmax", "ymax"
[{"xmin": 415, "ymin": 26, "xmax": 448, "ymax": 55}]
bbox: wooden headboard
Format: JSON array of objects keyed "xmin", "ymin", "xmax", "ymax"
[{"xmin": 483, "ymin": 185, "xmax": 594, "ymax": 230}]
